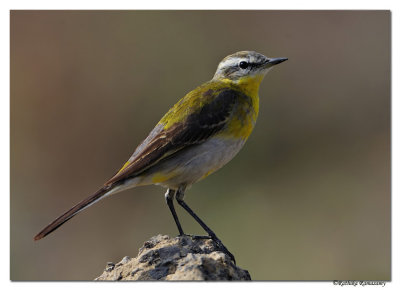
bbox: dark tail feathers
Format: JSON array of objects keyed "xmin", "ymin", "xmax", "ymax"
[{"xmin": 34, "ymin": 186, "xmax": 112, "ymax": 241}]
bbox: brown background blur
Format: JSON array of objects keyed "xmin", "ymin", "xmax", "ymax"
[{"xmin": 10, "ymin": 11, "xmax": 390, "ymax": 280}]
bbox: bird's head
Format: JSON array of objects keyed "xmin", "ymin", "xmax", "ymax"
[{"xmin": 213, "ymin": 51, "xmax": 287, "ymax": 88}]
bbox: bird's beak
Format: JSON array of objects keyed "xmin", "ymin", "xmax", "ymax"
[
  {"xmin": 253, "ymin": 56, "xmax": 288, "ymax": 75},
  {"xmin": 264, "ymin": 57, "xmax": 288, "ymax": 68}
]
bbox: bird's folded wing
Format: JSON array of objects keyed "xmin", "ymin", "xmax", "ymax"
[{"xmin": 104, "ymin": 88, "xmax": 241, "ymax": 186}]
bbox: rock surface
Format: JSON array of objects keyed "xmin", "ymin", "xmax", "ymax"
[{"xmin": 95, "ymin": 234, "xmax": 251, "ymax": 281}]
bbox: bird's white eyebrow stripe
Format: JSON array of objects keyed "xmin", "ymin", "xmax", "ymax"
[
  {"xmin": 219, "ymin": 55, "xmax": 267, "ymax": 70},
  {"xmin": 219, "ymin": 57, "xmax": 242, "ymax": 68}
]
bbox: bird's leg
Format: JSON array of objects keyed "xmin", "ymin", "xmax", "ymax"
[
  {"xmin": 165, "ymin": 189, "xmax": 184, "ymax": 236},
  {"xmin": 175, "ymin": 187, "xmax": 236, "ymax": 264},
  {"xmin": 165, "ymin": 189, "xmax": 208, "ymax": 239}
]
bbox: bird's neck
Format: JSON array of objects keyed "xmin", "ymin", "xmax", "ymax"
[{"xmin": 219, "ymin": 74, "xmax": 265, "ymax": 97}]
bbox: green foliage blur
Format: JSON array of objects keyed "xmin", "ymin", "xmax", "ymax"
[{"xmin": 11, "ymin": 10, "xmax": 390, "ymax": 280}]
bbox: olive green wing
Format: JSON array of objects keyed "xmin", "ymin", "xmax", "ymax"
[{"xmin": 104, "ymin": 87, "xmax": 243, "ymax": 186}]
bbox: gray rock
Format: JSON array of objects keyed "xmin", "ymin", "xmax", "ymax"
[{"xmin": 95, "ymin": 234, "xmax": 251, "ymax": 281}]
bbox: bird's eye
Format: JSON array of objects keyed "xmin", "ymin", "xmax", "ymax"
[{"xmin": 239, "ymin": 61, "xmax": 249, "ymax": 69}]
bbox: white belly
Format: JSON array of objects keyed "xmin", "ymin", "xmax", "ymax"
[{"xmin": 138, "ymin": 137, "xmax": 247, "ymax": 189}]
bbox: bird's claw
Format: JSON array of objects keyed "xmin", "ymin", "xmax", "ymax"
[
  {"xmin": 178, "ymin": 234, "xmax": 236, "ymax": 264},
  {"xmin": 213, "ymin": 239, "xmax": 236, "ymax": 265}
]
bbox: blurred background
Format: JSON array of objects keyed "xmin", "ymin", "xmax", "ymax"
[{"xmin": 10, "ymin": 11, "xmax": 390, "ymax": 280}]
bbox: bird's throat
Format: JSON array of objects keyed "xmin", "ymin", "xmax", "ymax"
[{"xmin": 222, "ymin": 74, "xmax": 264, "ymax": 97}]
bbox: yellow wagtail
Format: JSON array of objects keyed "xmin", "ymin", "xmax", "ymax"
[{"xmin": 34, "ymin": 51, "xmax": 287, "ymax": 263}]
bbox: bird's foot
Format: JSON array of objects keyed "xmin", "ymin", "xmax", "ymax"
[
  {"xmin": 189, "ymin": 234, "xmax": 212, "ymax": 240},
  {"xmin": 177, "ymin": 234, "xmax": 236, "ymax": 264},
  {"xmin": 214, "ymin": 239, "xmax": 236, "ymax": 265},
  {"xmin": 178, "ymin": 233, "xmax": 211, "ymax": 240}
]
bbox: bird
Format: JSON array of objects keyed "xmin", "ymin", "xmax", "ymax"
[{"xmin": 34, "ymin": 51, "xmax": 287, "ymax": 263}]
